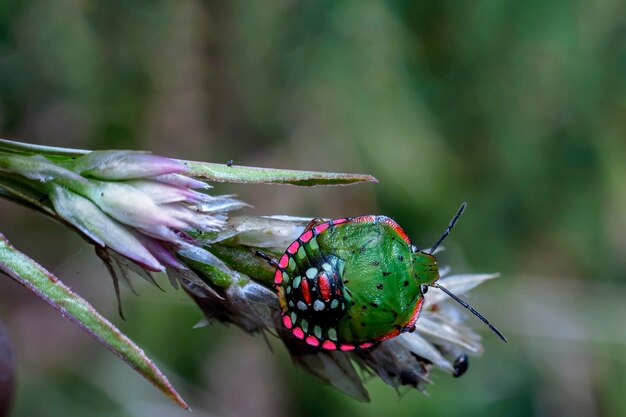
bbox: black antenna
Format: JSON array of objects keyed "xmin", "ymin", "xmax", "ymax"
[
  {"xmin": 431, "ymin": 282, "xmax": 507, "ymax": 343},
  {"xmin": 428, "ymin": 202, "xmax": 467, "ymax": 254}
]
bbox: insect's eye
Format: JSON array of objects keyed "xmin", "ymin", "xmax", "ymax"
[{"xmin": 421, "ymin": 285, "xmax": 429, "ymax": 294}]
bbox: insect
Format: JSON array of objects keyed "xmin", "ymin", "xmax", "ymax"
[{"xmin": 257, "ymin": 203, "xmax": 506, "ymax": 351}]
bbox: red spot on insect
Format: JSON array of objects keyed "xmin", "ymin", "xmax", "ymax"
[
  {"xmin": 382, "ymin": 217, "xmax": 411, "ymax": 244},
  {"xmin": 322, "ymin": 340, "xmax": 337, "ymax": 350},
  {"xmin": 282, "ymin": 315, "xmax": 293, "ymax": 329},
  {"xmin": 339, "ymin": 344, "xmax": 355, "ymax": 351},
  {"xmin": 278, "ymin": 254, "xmax": 289, "ymax": 268},
  {"xmin": 301, "ymin": 277, "xmax": 312, "ymax": 304},
  {"xmin": 314, "ymin": 222, "xmax": 330, "ymax": 234},
  {"xmin": 359, "ymin": 342, "xmax": 374, "ymax": 349},
  {"xmin": 292, "ymin": 327, "xmax": 305, "ymax": 339},
  {"xmin": 287, "ymin": 240, "xmax": 300, "ymax": 255},
  {"xmin": 305, "ymin": 336, "xmax": 320, "ymax": 347},
  {"xmin": 332, "ymin": 218, "xmax": 348, "ymax": 225},
  {"xmin": 300, "ymin": 230, "xmax": 313, "ymax": 243},
  {"xmin": 318, "ymin": 273, "xmax": 331, "ymax": 301},
  {"xmin": 274, "ymin": 270, "xmax": 283, "ymax": 284}
]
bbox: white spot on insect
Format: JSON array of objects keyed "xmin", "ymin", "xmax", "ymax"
[
  {"xmin": 297, "ymin": 301, "xmax": 308, "ymax": 311},
  {"xmin": 291, "ymin": 312, "xmax": 297, "ymax": 323},
  {"xmin": 288, "ymin": 300, "xmax": 294, "ymax": 307},
  {"xmin": 293, "ymin": 276, "xmax": 301, "ymax": 289},
  {"xmin": 306, "ymin": 268, "xmax": 318, "ymax": 279},
  {"xmin": 313, "ymin": 300, "xmax": 325, "ymax": 311},
  {"xmin": 313, "ymin": 325, "xmax": 322, "ymax": 339},
  {"xmin": 286, "ymin": 286, "xmax": 292, "ymax": 294},
  {"xmin": 330, "ymin": 299, "xmax": 339, "ymax": 309},
  {"xmin": 322, "ymin": 263, "xmax": 332, "ymax": 272},
  {"xmin": 328, "ymin": 328, "xmax": 337, "ymax": 341}
]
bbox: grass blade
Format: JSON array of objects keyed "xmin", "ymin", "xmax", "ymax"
[
  {"xmin": 181, "ymin": 160, "xmax": 378, "ymax": 186},
  {"xmin": 0, "ymin": 233, "xmax": 189, "ymax": 410}
]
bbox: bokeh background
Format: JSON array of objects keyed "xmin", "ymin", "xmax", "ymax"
[{"xmin": 1, "ymin": 1, "xmax": 626, "ymax": 416}]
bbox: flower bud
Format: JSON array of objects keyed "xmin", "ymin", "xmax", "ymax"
[
  {"xmin": 83, "ymin": 181, "xmax": 188, "ymax": 231},
  {"xmin": 49, "ymin": 185, "xmax": 164, "ymax": 271},
  {"xmin": 72, "ymin": 150, "xmax": 185, "ymax": 180}
]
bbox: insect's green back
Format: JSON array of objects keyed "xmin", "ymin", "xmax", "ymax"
[
  {"xmin": 275, "ymin": 215, "xmax": 439, "ymax": 350},
  {"xmin": 316, "ymin": 216, "xmax": 429, "ymax": 343}
]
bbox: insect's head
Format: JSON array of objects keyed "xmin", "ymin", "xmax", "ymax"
[
  {"xmin": 412, "ymin": 202, "xmax": 508, "ymax": 343},
  {"xmin": 411, "ymin": 249, "xmax": 439, "ymax": 285}
]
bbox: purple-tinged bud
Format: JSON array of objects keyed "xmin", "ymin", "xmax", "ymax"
[
  {"xmin": 83, "ymin": 182, "xmax": 188, "ymax": 231},
  {"xmin": 132, "ymin": 233, "xmax": 187, "ymax": 270},
  {"xmin": 136, "ymin": 225, "xmax": 183, "ymax": 244},
  {"xmin": 161, "ymin": 204, "xmax": 226, "ymax": 231},
  {"xmin": 154, "ymin": 173, "xmax": 211, "ymax": 190},
  {"xmin": 126, "ymin": 180, "xmax": 197, "ymax": 204},
  {"xmin": 49, "ymin": 186, "xmax": 164, "ymax": 271},
  {"xmin": 72, "ymin": 151, "xmax": 185, "ymax": 180}
]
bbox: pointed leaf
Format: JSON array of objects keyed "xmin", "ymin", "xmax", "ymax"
[
  {"xmin": 0, "ymin": 233, "xmax": 189, "ymax": 410},
  {"xmin": 181, "ymin": 160, "xmax": 378, "ymax": 186},
  {"xmin": 0, "ymin": 138, "xmax": 378, "ymax": 186},
  {"xmin": 0, "ymin": 138, "xmax": 89, "ymax": 157}
]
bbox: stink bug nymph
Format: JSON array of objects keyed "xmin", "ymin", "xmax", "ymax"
[{"xmin": 257, "ymin": 203, "xmax": 506, "ymax": 351}]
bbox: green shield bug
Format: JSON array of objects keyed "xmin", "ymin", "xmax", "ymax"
[{"xmin": 258, "ymin": 203, "xmax": 506, "ymax": 351}]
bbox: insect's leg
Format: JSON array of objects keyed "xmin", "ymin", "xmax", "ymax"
[
  {"xmin": 255, "ymin": 250, "xmax": 279, "ymax": 268},
  {"xmin": 303, "ymin": 217, "xmax": 324, "ymax": 232}
]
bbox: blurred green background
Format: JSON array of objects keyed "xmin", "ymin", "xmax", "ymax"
[{"xmin": 1, "ymin": 1, "xmax": 626, "ymax": 416}]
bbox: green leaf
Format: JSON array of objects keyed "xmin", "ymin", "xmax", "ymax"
[
  {"xmin": 0, "ymin": 138, "xmax": 378, "ymax": 186},
  {"xmin": 0, "ymin": 233, "xmax": 189, "ymax": 411},
  {"xmin": 181, "ymin": 160, "xmax": 378, "ymax": 186},
  {"xmin": 0, "ymin": 138, "xmax": 88, "ymax": 157}
]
